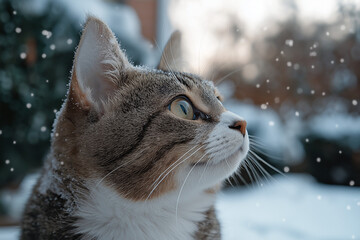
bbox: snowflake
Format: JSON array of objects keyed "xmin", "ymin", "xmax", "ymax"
[
  {"xmin": 285, "ymin": 39, "xmax": 293, "ymax": 47},
  {"xmin": 42, "ymin": 30, "xmax": 52, "ymax": 39},
  {"xmin": 309, "ymin": 51, "xmax": 317, "ymax": 57}
]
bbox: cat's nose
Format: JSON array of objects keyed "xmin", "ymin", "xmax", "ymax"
[{"xmin": 229, "ymin": 120, "xmax": 247, "ymax": 136}]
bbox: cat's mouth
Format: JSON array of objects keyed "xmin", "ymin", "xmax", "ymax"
[{"xmin": 191, "ymin": 145, "xmax": 245, "ymax": 167}]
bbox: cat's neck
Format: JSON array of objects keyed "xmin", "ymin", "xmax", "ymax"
[{"xmin": 74, "ymin": 181, "xmax": 216, "ymax": 240}]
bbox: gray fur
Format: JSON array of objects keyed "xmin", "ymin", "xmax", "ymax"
[{"xmin": 21, "ymin": 17, "xmax": 225, "ymax": 239}]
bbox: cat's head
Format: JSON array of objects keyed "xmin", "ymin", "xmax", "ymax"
[{"xmin": 54, "ymin": 16, "xmax": 249, "ymax": 201}]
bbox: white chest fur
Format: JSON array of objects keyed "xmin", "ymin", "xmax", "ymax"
[{"xmin": 74, "ymin": 181, "xmax": 216, "ymax": 240}]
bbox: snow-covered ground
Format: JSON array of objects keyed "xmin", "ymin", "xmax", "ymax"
[
  {"xmin": 217, "ymin": 174, "xmax": 360, "ymax": 240},
  {"xmin": 1, "ymin": 174, "xmax": 359, "ymax": 239}
]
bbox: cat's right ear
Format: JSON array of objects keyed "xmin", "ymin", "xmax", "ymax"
[
  {"xmin": 70, "ymin": 16, "xmax": 132, "ymax": 113},
  {"xmin": 158, "ymin": 30, "xmax": 184, "ymax": 72}
]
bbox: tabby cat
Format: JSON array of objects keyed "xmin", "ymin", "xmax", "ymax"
[{"xmin": 20, "ymin": 16, "xmax": 249, "ymax": 240}]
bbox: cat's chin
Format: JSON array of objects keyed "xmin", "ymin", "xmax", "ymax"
[{"xmin": 177, "ymin": 139, "xmax": 249, "ymax": 192}]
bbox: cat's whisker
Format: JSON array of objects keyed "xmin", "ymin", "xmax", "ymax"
[
  {"xmin": 248, "ymin": 150, "xmax": 285, "ymax": 176},
  {"xmin": 242, "ymin": 159, "xmax": 255, "ymax": 185},
  {"xmin": 146, "ymin": 145, "xmax": 204, "ymax": 201},
  {"xmin": 250, "ymin": 145, "xmax": 283, "ymax": 162},
  {"xmin": 234, "ymin": 168, "xmax": 249, "ymax": 187},
  {"xmin": 247, "ymin": 155, "xmax": 273, "ymax": 184},
  {"xmin": 175, "ymin": 153, "xmax": 207, "ymax": 224},
  {"xmin": 224, "ymin": 160, "xmax": 235, "ymax": 187},
  {"xmin": 245, "ymin": 158, "xmax": 262, "ymax": 187},
  {"xmin": 197, "ymin": 159, "xmax": 210, "ymax": 184},
  {"xmin": 95, "ymin": 162, "xmax": 126, "ymax": 187},
  {"xmin": 206, "ymin": 144, "xmax": 235, "ymax": 158},
  {"xmin": 151, "ymin": 145, "xmax": 199, "ymax": 188},
  {"xmin": 214, "ymin": 68, "xmax": 244, "ymax": 86}
]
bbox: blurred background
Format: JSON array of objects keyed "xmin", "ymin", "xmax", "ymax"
[{"xmin": 0, "ymin": 0, "xmax": 359, "ymax": 239}]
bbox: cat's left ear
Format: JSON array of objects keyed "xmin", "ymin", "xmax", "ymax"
[
  {"xmin": 158, "ymin": 30, "xmax": 184, "ymax": 72},
  {"xmin": 71, "ymin": 16, "xmax": 132, "ymax": 113}
]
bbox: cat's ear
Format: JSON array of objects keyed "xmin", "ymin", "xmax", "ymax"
[
  {"xmin": 71, "ymin": 16, "xmax": 131, "ymax": 113},
  {"xmin": 158, "ymin": 30, "xmax": 184, "ymax": 72}
]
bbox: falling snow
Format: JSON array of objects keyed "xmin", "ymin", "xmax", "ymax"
[
  {"xmin": 20, "ymin": 52, "xmax": 27, "ymax": 59},
  {"xmin": 41, "ymin": 30, "xmax": 52, "ymax": 39},
  {"xmin": 309, "ymin": 51, "xmax": 317, "ymax": 57},
  {"xmin": 5, "ymin": 159, "xmax": 10, "ymax": 164},
  {"xmin": 352, "ymin": 100, "xmax": 358, "ymax": 106},
  {"xmin": 285, "ymin": 39, "xmax": 294, "ymax": 47},
  {"xmin": 26, "ymin": 103, "xmax": 32, "ymax": 109},
  {"xmin": 15, "ymin": 27, "xmax": 22, "ymax": 33}
]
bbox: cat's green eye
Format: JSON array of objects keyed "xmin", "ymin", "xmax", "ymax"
[{"xmin": 169, "ymin": 98, "xmax": 194, "ymax": 120}]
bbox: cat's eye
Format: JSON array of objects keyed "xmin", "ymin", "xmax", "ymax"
[{"xmin": 169, "ymin": 98, "xmax": 194, "ymax": 120}]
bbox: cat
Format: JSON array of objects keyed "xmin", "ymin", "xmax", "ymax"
[{"xmin": 20, "ymin": 16, "xmax": 249, "ymax": 240}]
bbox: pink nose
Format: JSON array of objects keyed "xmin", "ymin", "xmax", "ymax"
[{"xmin": 229, "ymin": 120, "xmax": 247, "ymax": 136}]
